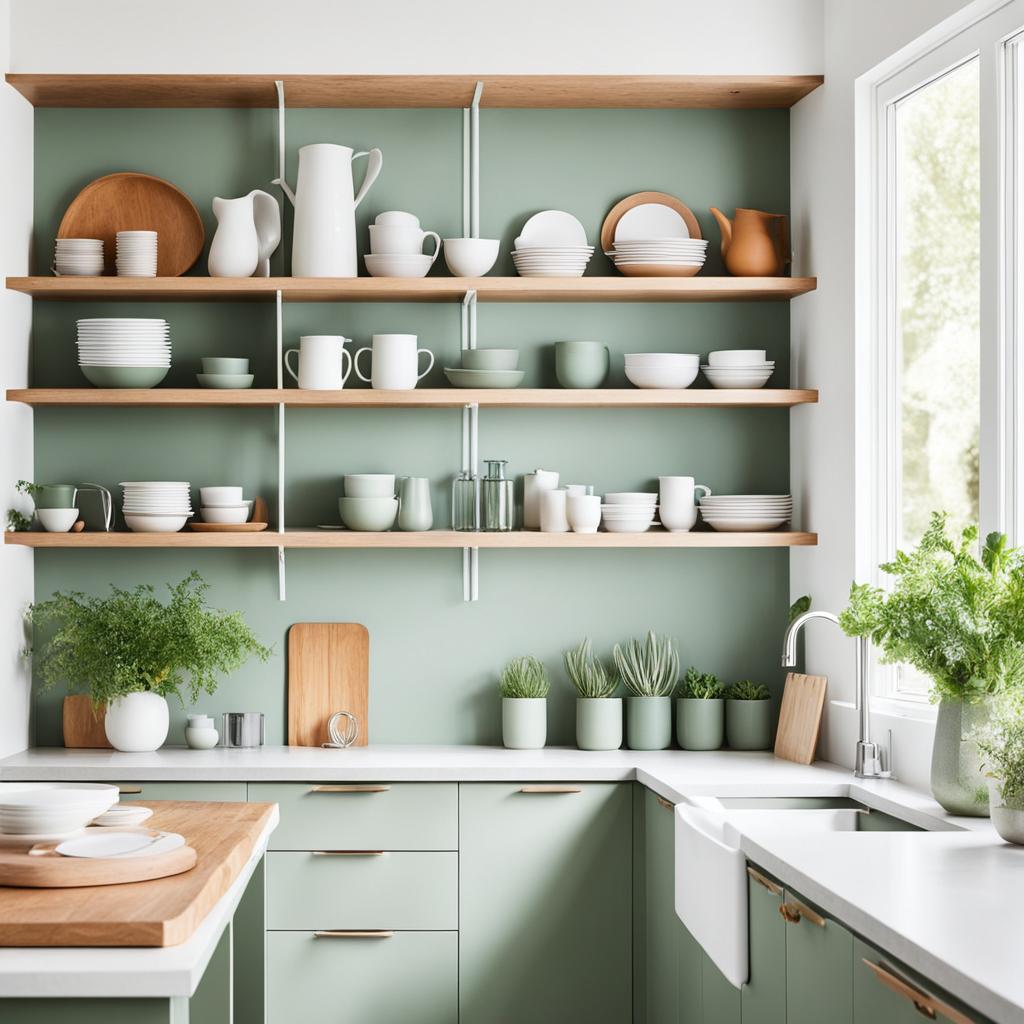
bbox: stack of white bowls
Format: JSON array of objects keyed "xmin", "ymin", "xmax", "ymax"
[
  {"xmin": 702, "ymin": 349, "xmax": 775, "ymax": 389},
  {"xmin": 624, "ymin": 352, "xmax": 700, "ymax": 389},
  {"xmin": 76, "ymin": 317, "xmax": 171, "ymax": 389},
  {"xmin": 121, "ymin": 481, "xmax": 193, "ymax": 533},
  {"xmin": 605, "ymin": 238, "xmax": 708, "ymax": 276},
  {"xmin": 0, "ymin": 783, "xmax": 118, "ymax": 839},
  {"xmin": 699, "ymin": 494, "xmax": 793, "ymax": 532},
  {"xmin": 200, "ymin": 486, "xmax": 252, "ymax": 525},
  {"xmin": 511, "ymin": 210, "xmax": 593, "ymax": 277},
  {"xmin": 116, "ymin": 230, "xmax": 158, "ymax": 277},
  {"xmin": 54, "ymin": 237, "xmax": 104, "ymax": 276},
  {"xmin": 601, "ymin": 492, "xmax": 659, "ymax": 533}
]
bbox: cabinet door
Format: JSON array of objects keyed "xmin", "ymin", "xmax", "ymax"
[
  {"xmin": 644, "ymin": 789, "xmax": 679, "ymax": 1024},
  {"xmin": 677, "ymin": 923, "xmax": 704, "ymax": 1024},
  {"xmin": 742, "ymin": 866, "xmax": 787, "ymax": 1024},
  {"xmin": 115, "ymin": 782, "xmax": 247, "ymax": 802},
  {"xmin": 784, "ymin": 888, "xmax": 853, "ymax": 1024},
  {"xmin": 701, "ymin": 951, "xmax": 741, "ymax": 1024},
  {"xmin": 459, "ymin": 782, "xmax": 632, "ymax": 1024}
]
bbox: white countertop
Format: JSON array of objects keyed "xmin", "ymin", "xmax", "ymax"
[{"xmin": 0, "ymin": 745, "xmax": 1016, "ymax": 1020}]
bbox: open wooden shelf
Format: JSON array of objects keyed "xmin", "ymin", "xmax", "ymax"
[
  {"xmin": 6, "ymin": 74, "xmax": 824, "ymax": 110},
  {"xmin": 5, "ymin": 529, "xmax": 817, "ymax": 550},
  {"xmin": 5, "ymin": 276, "xmax": 818, "ymax": 303},
  {"xmin": 7, "ymin": 387, "xmax": 819, "ymax": 409}
]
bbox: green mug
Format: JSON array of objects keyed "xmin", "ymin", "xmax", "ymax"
[
  {"xmin": 35, "ymin": 484, "xmax": 78, "ymax": 509},
  {"xmin": 554, "ymin": 341, "xmax": 610, "ymax": 389}
]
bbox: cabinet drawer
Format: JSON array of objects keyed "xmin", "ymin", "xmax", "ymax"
[
  {"xmin": 266, "ymin": 851, "xmax": 457, "ymax": 930},
  {"xmin": 249, "ymin": 782, "xmax": 457, "ymax": 851},
  {"xmin": 267, "ymin": 930, "xmax": 457, "ymax": 1024},
  {"xmin": 115, "ymin": 782, "xmax": 247, "ymax": 802}
]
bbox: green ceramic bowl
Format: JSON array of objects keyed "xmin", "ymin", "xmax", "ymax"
[
  {"xmin": 197, "ymin": 373, "xmax": 256, "ymax": 389},
  {"xmin": 338, "ymin": 496, "xmax": 398, "ymax": 531},
  {"xmin": 201, "ymin": 357, "xmax": 250, "ymax": 374},
  {"xmin": 444, "ymin": 368, "xmax": 525, "ymax": 389},
  {"xmin": 461, "ymin": 348, "xmax": 519, "ymax": 371},
  {"xmin": 80, "ymin": 365, "xmax": 169, "ymax": 388}
]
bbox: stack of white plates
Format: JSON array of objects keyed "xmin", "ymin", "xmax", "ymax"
[
  {"xmin": 699, "ymin": 494, "xmax": 793, "ymax": 532},
  {"xmin": 116, "ymin": 230, "xmax": 158, "ymax": 277},
  {"xmin": 606, "ymin": 238, "xmax": 709, "ymax": 277},
  {"xmin": 512, "ymin": 210, "xmax": 593, "ymax": 277},
  {"xmin": 76, "ymin": 318, "xmax": 171, "ymax": 389},
  {"xmin": 0, "ymin": 783, "xmax": 118, "ymax": 838},
  {"xmin": 121, "ymin": 481, "xmax": 192, "ymax": 533},
  {"xmin": 702, "ymin": 349, "xmax": 775, "ymax": 389},
  {"xmin": 601, "ymin": 491, "xmax": 659, "ymax": 533},
  {"xmin": 54, "ymin": 237, "xmax": 104, "ymax": 276}
]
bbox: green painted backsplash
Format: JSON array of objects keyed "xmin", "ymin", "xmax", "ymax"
[{"xmin": 30, "ymin": 106, "xmax": 793, "ymax": 747}]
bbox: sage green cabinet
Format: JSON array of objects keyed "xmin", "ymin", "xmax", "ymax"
[
  {"xmin": 702, "ymin": 952, "xmax": 741, "ymax": 1024},
  {"xmin": 459, "ymin": 782, "xmax": 632, "ymax": 1024},
  {"xmin": 115, "ymin": 782, "xmax": 247, "ymax": 801},
  {"xmin": 784, "ymin": 888, "xmax": 853, "ymax": 1024},
  {"xmin": 743, "ymin": 867, "xmax": 787, "ymax": 1024}
]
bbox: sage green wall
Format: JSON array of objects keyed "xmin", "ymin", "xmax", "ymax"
[{"xmin": 30, "ymin": 107, "xmax": 793, "ymax": 747}]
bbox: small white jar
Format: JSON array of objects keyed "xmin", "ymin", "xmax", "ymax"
[{"xmin": 185, "ymin": 714, "xmax": 220, "ymax": 750}]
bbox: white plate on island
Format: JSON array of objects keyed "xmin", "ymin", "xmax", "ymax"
[{"xmin": 55, "ymin": 829, "xmax": 184, "ymax": 859}]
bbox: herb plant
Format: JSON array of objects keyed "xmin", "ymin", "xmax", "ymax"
[
  {"xmin": 979, "ymin": 694, "xmax": 1024, "ymax": 809},
  {"xmin": 680, "ymin": 667, "xmax": 724, "ymax": 700},
  {"xmin": 564, "ymin": 639, "xmax": 618, "ymax": 699},
  {"xmin": 28, "ymin": 571, "xmax": 271, "ymax": 707},
  {"xmin": 613, "ymin": 631, "xmax": 679, "ymax": 698},
  {"xmin": 6, "ymin": 509, "xmax": 32, "ymax": 532},
  {"xmin": 499, "ymin": 656, "xmax": 550, "ymax": 699},
  {"xmin": 727, "ymin": 680, "xmax": 770, "ymax": 701},
  {"xmin": 16, "ymin": 480, "xmax": 41, "ymax": 500},
  {"xmin": 840, "ymin": 513, "xmax": 1024, "ymax": 703}
]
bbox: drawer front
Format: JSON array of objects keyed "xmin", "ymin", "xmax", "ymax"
[
  {"xmin": 267, "ymin": 851, "xmax": 457, "ymax": 931},
  {"xmin": 267, "ymin": 930, "xmax": 457, "ymax": 1024},
  {"xmin": 116, "ymin": 782, "xmax": 247, "ymax": 802},
  {"xmin": 249, "ymin": 782, "xmax": 457, "ymax": 851}
]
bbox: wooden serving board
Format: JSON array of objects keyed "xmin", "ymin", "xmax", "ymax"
[
  {"xmin": 774, "ymin": 672, "xmax": 828, "ymax": 764},
  {"xmin": 288, "ymin": 622, "xmax": 369, "ymax": 747},
  {"xmin": 600, "ymin": 190, "xmax": 703, "ymax": 252},
  {"xmin": 0, "ymin": 800, "xmax": 275, "ymax": 947},
  {"xmin": 62, "ymin": 694, "xmax": 111, "ymax": 748}
]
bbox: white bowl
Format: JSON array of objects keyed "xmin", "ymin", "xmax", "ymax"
[
  {"xmin": 625, "ymin": 353, "xmax": 701, "ymax": 366},
  {"xmin": 200, "ymin": 486, "xmax": 242, "ymax": 505},
  {"xmin": 703, "ymin": 517, "xmax": 788, "ymax": 532},
  {"xmin": 0, "ymin": 784, "xmax": 117, "ymax": 833},
  {"xmin": 625, "ymin": 364, "xmax": 700, "ymax": 389},
  {"xmin": 200, "ymin": 506, "xmax": 249, "ymax": 524},
  {"xmin": 36, "ymin": 508, "xmax": 79, "ymax": 532},
  {"xmin": 444, "ymin": 238, "xmax": 499, "ymax": 277},
  {"xmin": 364, "ymin": 253, "xmax": 434, "ymax": 279},
  {"xmin": 123, "ymin": 514, "xmax": 189, "ymax": 533},
  {"xmin": 344, "ymin": 474, "xmax": 396, "ymax": 498},
  {"xmin": 708, "ymin": 349, "xmax": 768, "ymax": 367},
  {"xmin": 602, "ymin": 516, "xmax": 655, "ymax": 533},
  {"xmin": 703, "ymin": 374, "xmax": 773, "ymax": 389},
  {"xmin": 604, "ymin": 492, "xmax": 658, "ymax": 505}
]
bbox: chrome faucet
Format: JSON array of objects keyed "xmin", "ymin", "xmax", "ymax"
[{"xmin": 781, "ymin": 610, "xmax": 885, "ymax": 779}]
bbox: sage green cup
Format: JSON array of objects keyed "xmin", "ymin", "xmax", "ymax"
[
  {"xmin": 555, "ymin": 341, "xmax": 610, "ymax": 389},
  {"xmin": 576, "ymin": 697, "xmax": 623, "ymax": 750},
  {"xmin": 34, "ymin": 484, "xmax": 77, "ymax": 509},
  {"xmin": 626, "ymin": 696, "xmax": 672, "ymax": 750},
  {"xmin": 726, "ymin": 699, "xmax": 773, "ymax": 750},
  {"xmin": 677, "ymin": 698, "xmax": 725, "ymax": 750}
]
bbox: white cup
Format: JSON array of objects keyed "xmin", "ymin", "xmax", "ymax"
[
  {"xmin": 354, "ymin": 333, "xmax": 434, "ymax": 390},
  {"xmin": 540, "ymin": 488, "xmax": 570, "ymax": 533},
  {"xmin": 375, "ymin": 211, "xmax": 420, "ymax": 229},
  {"xmin": 369, "ymin": 224, "xmax": 441, "ymax": 258},
  {"xmin": 522, "ymin": 469, "xmax": 560, "ymax": 529},
  {"xmin": 659, "ymin": 476, "xmax": 711, "ymax": 533},
  {"xmin": 565, "ymin": 483, "xmax": 588, "ymax": 497},
  {"xmin": 284, "ymin": 335, "xmax": 353, "ymax": 390},
  {"xmin": 566, "ymin": 494, "xmax": 601, "ymax": 534}
]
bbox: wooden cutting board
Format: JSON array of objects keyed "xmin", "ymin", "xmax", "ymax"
[
  {"xmin": 774, "ymin": 672, "xmax": 828, "ymax": 764},
  {"xmin": 62, "ymin": 694, "xmax": 111, "ymax": 748},
  {"xmin": 288, "ymin": 622, "xmax": 369, "ymax": 747}
]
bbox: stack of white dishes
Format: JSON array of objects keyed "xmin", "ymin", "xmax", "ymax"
[
  {"xmin": 200, "ymin": 486, "xmax": 253, "ymax": 525},
  {"xmin": 121, "ymin": 481, "xmax": 192, "ymax": 533},
  {"xmin": 53, "ymin": 237, "xmax": 104, "ymax": 276},
  {"xmin": 601, "ymin": 491, "xmax": 659, "ymax": 533},
  {"xmin": 699, "ymin": 494, "xmax": 793, "ymax": 532},
  {"xmin": 702, "ymin": 349, "xmax": 775, "ymax": 389},
  {"xmin": 606, "ymin": 238, "xmax": 708, "ymax": 277},
  {"xmin": 77, "ymin": 318, "xmax": 171, "ymax": 389},
  {"xmin": 0, "ymin": 783, "xmax": 118, "ymax": 841},
  {"xmin": 512, "ymin": 210, "xmax": 594, "ymax": 278},
  {"xmin": 92, "ymin": 803, "xmax": 154, "ymax": 827},
  {"xmin": 624, "ymin": 352, "xmax": 700, "ymax": 389},
  {"xmin": 340, "ymin": 474, "xmax": 399, "ymax": 531},
  {"xmin": 116, "ymin": 230, "xmax": 158, "ymax": 277}
]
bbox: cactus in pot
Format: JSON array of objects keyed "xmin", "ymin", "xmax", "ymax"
[
  {"xmin": 677, "ymin": 667, "xmax": 726, "ymax": 750},
  {"xmin": 725, "ymin": 680, "xmax": 773, "ymax": 750},
  {"xmin": 613, "ymin": 631, "xmax": 679, "ymax": 750},
  {"xmin": 499, "ymin": 656, "xmax": 550, "ymax": 749},
  {"xmin": 565, "ymin": 638, "xmax": 621, "ymax": 751}
]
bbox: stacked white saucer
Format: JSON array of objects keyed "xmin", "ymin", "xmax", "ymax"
[
  {"xmin": 54, "ymin": 237, "xmax": 104, "ymax": 276},
  {"xmin": 601, "ymin": 491, "xmax": 659, "ymax": 533},
  {"xmin": 702, "ymin": 349, "xmax": 775, "ymax": 389},
  {"xmin": 699, "ymin": 494, "xmax": 793, "ymax": 532},
  {"xmin": 512, "ymin": 210, "xmax": 594, "ymax": 277},
  {"xmin": 0, "ymin": 783, "xmax": 118, "ymax": 839},
  {"xmin": 121, "ymin": 481, "xmax": 193, "ymax": 533},
  {"xmin": 116, "ymin": 230, "xmax": 158, "ymax": 277},
  {"xmin": 605, "ymin": 238, "xmax": 708, "ymax": 276}
]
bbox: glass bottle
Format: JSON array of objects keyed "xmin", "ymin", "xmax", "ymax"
[
  {"xmin": 481, "ymin": 459, "xmax": 514, "ymax": 532},
  {"xmin": 451, "ymin": 471, "xmax": 479, "ymax": 532}
]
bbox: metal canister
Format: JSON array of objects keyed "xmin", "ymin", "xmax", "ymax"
[
  {"xmin": 481, "ymin": 459, "xmax": 514, "ymax": 531},
  {"xmin": 221, "ymin": 712, "xmax": 265, "ymax": 748}
]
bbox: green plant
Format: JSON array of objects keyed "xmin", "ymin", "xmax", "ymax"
[
  {"xmin": 840, "ymin": 512, "xmax": 1024, "ymax": 703},
  {"xmin": 28, "ymin": 571, "xmax": 271, "ymax": 707},
  {"xmin": 728, "ymin": 680, "xmax": 771, "ymax": 701},
  {"xmin": 499, "ymin": 656, "xmax": 550, "ymax": 699},
  {"xmin": 979, "ymin": 693, "xmax": 1024, "ymax": 809},
  {"xmin": 789, "ymin": 595, "xmax": 811, "ymax": 623},
  {"xmin": 6, "ymin": 509, "xmax": 32, "ymax": 532},
  {"xmin": 680, "ymin": 667, "xmax": 724, "ymax": 700},
  {"xmin": 564, "ymin": 639, "xmax": 618, "ymax": 698},
  {"xmin": 16, "ymin": 480, "xmax": 41, "ymax": 500},
  {"xmin": 613, "ymin": 631, "xmax": 679, "ymax": 698}
]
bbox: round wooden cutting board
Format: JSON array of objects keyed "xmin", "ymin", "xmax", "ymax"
[
  {"xmin": 57, "ymin": 172, "xmax": 205, "ymax": 277},
  {"xmin": 600, "ymin": 190, "xmax": 703, "ymax": 253}
]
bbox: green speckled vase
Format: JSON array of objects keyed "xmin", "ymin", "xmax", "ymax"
[
  {"xmin": 626, "ymin": 696, "xmax": 672, "ymax": 750},
  {"xmin": 576, "ymin": 697, "xmax": 623, "ymax": 750},
  {"xmin": 930, "ymin": 697, "xmax": 991, "ymax": 817}
]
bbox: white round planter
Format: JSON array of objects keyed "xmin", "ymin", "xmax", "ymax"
[
  {"xmin": 502, "ymin": 697, "xmax": 547, "ymax": 750},
  {"xmin": 104, "ymin": 692, "xmax": 170, "ymax": 752}
]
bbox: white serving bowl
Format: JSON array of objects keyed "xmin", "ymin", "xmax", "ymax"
[
  {"xmin": 602, "ymin": 516, "xmax": 655, "ymax": 533},
  {"xmin": 200, "ymin": 486, "xmax": 243, "ymax": 505},
  {"xmin": 444, "ymin": 238, "xmax": 499, "ymax": 277},
  {"xmin": 36, "ymin": 508, "xmax": 79, "ymax": 532},
  {"xmin": 625, "ymin": 353, "xmax": 700, "ymax": 365},
  {"xmin": 364, "ymin": 253, "xmax": 434, "ymax": 279},
  {"xmin": 604, "ymin": 492, "xmax": 658, "ymax": 505},
  {"xmin": 339, "ymin": 496, "xmax": 400, "ymax": 531},
  {"xmin": 625, "ymin": 364, "xmax": 700, "ymax": 389},
  {"xmin": 708, "ymin": 349, "xmax": 768, "ymax": 367},
  {"xmin": 344, "ymin": 474, "xmax": 396, "ymax": 498},
  {"xmin": 0, "ymin": 783, "xmax": 118, "ymax": 834},
  {"xmin": 123, "ymin": 513, "xmax": 189, "ymax": 533},
  {"xmin": 200, "ymin": 506, "xmax": 249, "ymax": 525},
  {"xmin": 703, "ymin": 373, "xmax": 773, "ymax": 389}
]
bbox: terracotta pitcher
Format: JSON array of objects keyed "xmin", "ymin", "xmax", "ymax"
[{"xmin": 710, "ymin": 207, "xmax": 789, "ymax": 276}]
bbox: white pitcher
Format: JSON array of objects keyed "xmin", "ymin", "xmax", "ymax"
[
  {"xmin": 208, "ymin": 189, "xmax": 281, "ymax": 278},
  {"xmin": 275, "ymin": 143, "xmax": 383, "ymax": 278}
]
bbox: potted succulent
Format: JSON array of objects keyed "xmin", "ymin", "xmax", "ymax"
[
  {"xmin": 614, "ymin": 631, "xmax": 679, "ymax": 750},
  {"xmin": 676, "ymin": 667, "xmax": 725, "ymax": 750},
  {"xmin": 725, "ymin": 680, "xmax": 773, "ymax": 750},
  {"xmin": 29, "ymin": 572, "xmax": 270, "ymax": 752},
  {"xmin": 499, "ymin": 656, "xmax": 550, "ymax": 749},
  {"xmin": 979, "ymin": 694, "xmax": 1024, "ymax": 844},
  {"xmin": 841, "ymin": 514, "xmax": 1024, "ymax": 816},
  {"xmin": 565, "ymin": 638, "xmax": 621, "ymax": 750}
]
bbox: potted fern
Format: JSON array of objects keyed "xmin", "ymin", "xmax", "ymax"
[
  {"xmin": 613, "ymin": 631, "xmax": 679, "ymax": 750},
  {"xmin": 725, "ymin": 680, "xmax": 773, "ymax": 750},
  {"xmin": 29, "ymin": 572, "xmax": 271, "ymax": 752},
  {"xmin": 676, "ymin": 668, "xmax": 725, "ymax": 750},
  {"xmin": 565, "ymin": 638, "xmax": 621, "ymax": 750},
  {"xmin": 499, "ymin": 656, "xmax": 549, "ymax": 749}
]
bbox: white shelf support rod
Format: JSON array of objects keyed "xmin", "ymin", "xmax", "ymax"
[
  {"xmin": 470, "ymin": 81, "xmax": 483, "ymax": 239},
  {"xmin": 275, "ymin": 287, "xmax": 286, "ymax": 601},
  {"xmin": 274, "ymin": 80, "xmax": 286, "ymax": 195},
  {"xmin": 462, "ymin": 109, "xmax": 470, "ymax": 238},
  {"xmin": 460, "ymin": 289, "xmax": 480, "ymax": 601}
]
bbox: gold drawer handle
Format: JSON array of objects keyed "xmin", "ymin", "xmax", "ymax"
[
  {"xmin": 519, "ymin": 785, "xmax": 582, "ymax": 794},
  {"xmin": 655, "ymin": 796, "xmax": 675, "ymax": 812},
  {"xmin": 747, "ymin": 866, "xmax": 783, "ymax": 896},
  {"xmin": 314, "ymin": 930, "xmax": 394, "ymax": 939},
  {"xmin": 312, "ymin": 850, "xmax": 386, "ymax": 857},
  {"xmin": 118, "ymin": 785, "xmax": 143, "ymax": 795},
  {"xmin": 309, "ymin": 784, "xmax": 391, "ymax": 793},
  {"xmin": 778, "ymin": 900, "xmax": 825, "ymax": 927},
  {"xmin": 862, "ymin": 959, "xmax": 974, "ymax": 1024}
]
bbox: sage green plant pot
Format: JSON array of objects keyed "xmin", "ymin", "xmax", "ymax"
[
  {"xmin": 726, "ymin": 699, "xmax": 773, "ymax": 750},
  {"xmin": 930, "ymin": 697, "xmax": 991, "ymax": 817},
  {"xmin": 576, "ymin": 697, "xmax": 623, "ymax": 751},
  {"xmin": 626, "ymin": 696, "xmax": 672, "ymax": 750},
  {"xmin": 502, "ymin": 697, "xmax": 547, "ymax": 750},
  {"xmin": 676, "ymin": 698, "xmax": 724, "ymax": 750}
]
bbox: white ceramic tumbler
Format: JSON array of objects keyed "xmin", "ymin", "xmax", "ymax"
[
  {"xmin": 523, "ymin": 469, "xmax": 560, "ymax": 530},
  {"xmin": 540, "ymin": 488, "xmax": 570, "ymax": 533},
  {"xmin": 658, "ymin": 476, "xmax": 711, "ymax": 533},
  {"xmin": 566, "ymin": 494, "xmax": 601, "ymax": 534}
]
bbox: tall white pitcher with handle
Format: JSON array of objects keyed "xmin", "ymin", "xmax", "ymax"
[{"xmin": 275, "ymin": 143, "xmax": 383, "ymax": 277}]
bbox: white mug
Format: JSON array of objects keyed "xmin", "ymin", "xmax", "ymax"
[
  {"xmin": 284, "ymin": 335, "xmax": 353, "ymax": 390},
  {"xmin": 659, "ymin": 476, "xmax": 711, "ymax": 533},
  {"xmin": 369, "ymin": 223, "xmax": 441, "ymax": 258},
  {"xmin": 375, "ymin": 210, "xmax": 420, "ymax": 229},
  {"xmin": 566, "ymin": 494, "xmax": 601, "ymax": 534},
  {"xmin": 354, "ymin": 333, "xmax": 434, "ymax": 390},
  {"xmin": 540, "ymin": 489, "xmax": 570, "ymax": 533}
]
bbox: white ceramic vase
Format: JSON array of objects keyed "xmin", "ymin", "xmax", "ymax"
[
  {"xmin": 104, "ymin": 691, "xmax": 170, "ymax": 752},
  {"xmin": 208, "ymin": 189, "xmax": 281, "ymax": 278},
  {"xmin": 502, "ymin": 698, "xmax": 547, "ymax": 750}
]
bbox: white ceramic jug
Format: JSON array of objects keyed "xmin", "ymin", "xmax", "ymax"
[
  {"xmin": 208, "ymin": 189, "xmax": 281, "ymax": 278},
  {"xmin": 275, "ymin": 143, "xmax": 383, "ymax": 277}
]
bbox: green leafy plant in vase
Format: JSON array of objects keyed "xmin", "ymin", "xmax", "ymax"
[
  {"xmin": 725, "ymin": 680, "xmax": 773, "ymax": 750},
  {"xmin": 676, "ymin": 668, "xmax": 725, "ymax": 751},
  {"xmin": 499, "ymin": 655, "xmax": 550, "ymax": 750},
  {"xmin": 979, "ymin": 692, "xmax": 1024, "ymax": 843},
  {"xmin": 565, "ymin": 638, "xmax": 621, "ymax": 751},
  {"xmin": 29, "ymin": 571, "xmax": 271, "ymax": 752},
  {"xmin": 614, "ymin": 631, "xmax": 679, "ymax": 750},
  {"xmin": 841, "ymin": 513, "xmax": 1024, "ymax": 816}
]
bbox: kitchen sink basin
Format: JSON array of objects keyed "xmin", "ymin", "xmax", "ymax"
[{"xmin": 713, "ymin": 796, "xmax": 924, "ymax": 832}]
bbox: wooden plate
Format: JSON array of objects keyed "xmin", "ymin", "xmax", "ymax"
[
  {"xmin": 57, "ymin": 172, "xmax": 204, "ymax": 277},
  {"xmin": 600, "ymin": 191, "xmax": 702, "ymax": 254},
  {"xmin": 614, "ymin": 263, "xmax": 702, "ymax": 278}
]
